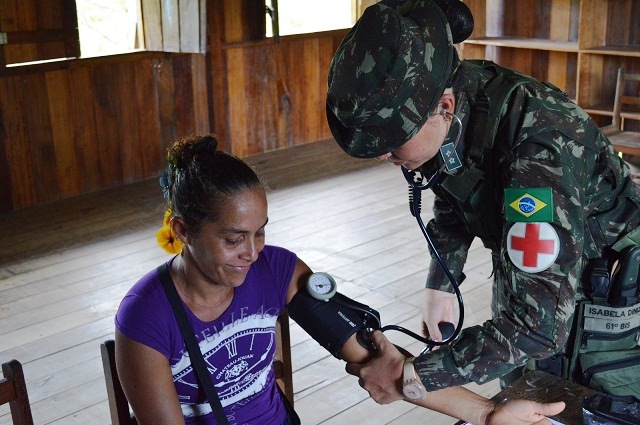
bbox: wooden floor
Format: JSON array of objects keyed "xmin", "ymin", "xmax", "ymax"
[{"xmin": 0, "ymin": 139, "xmax": 500, "ymax": 425}]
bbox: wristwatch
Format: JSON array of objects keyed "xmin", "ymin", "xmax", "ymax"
[{"xmin": 402, "ymin": 357, "xmax": 427, "ymax": 400}]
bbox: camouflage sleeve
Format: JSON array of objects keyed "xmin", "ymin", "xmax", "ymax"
[
  {"xmin": 414, "ymin": 129, "xmax": 588, "ymax": 390},
  {"xmin": 425, "ymin": 194, "xmax": 474, "ymax": 292}
]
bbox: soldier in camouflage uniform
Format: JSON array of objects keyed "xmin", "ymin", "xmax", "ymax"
[{"xmin": 327, "ymin": 0, "xmax": 640, "ymax": 403}]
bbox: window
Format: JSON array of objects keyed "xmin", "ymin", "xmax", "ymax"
[
  {"xmin": 76, "ymin": 0, "xmax": 140, "ymax": 57},
  {"xmin": 266, "ymin": 0, "xmax": 355, "ymax": 37}
]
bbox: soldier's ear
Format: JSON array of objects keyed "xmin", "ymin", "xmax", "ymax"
[{"xmin": 437, "ymin": 92, "xmax": 456, "ymax": 115}]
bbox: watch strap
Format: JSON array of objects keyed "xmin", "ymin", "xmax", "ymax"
[
  {"xmin": 402, "ymin": 357, "xmax": 427, "ymax": 400},
  {"xmin": 403, "ymin": 357, "xmax": 418, "ymax": 382}
]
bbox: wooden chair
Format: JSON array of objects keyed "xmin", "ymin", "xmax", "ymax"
[
  {"xmin": 273, "ymin": 309, "xmax": 294, "ymax": 406},
  {"xmin": 0, "ymin": 360, "xmax": 34, "ymax": 425},
  {"xmin": 101, "ymin": 340, "xmax": 137, "ymax": 425},
  {"xmin": 101, "ymin": 311, "xmax": 294, "ymax": 425},
  {"xmin": 601, "ymin": 67, "xmax": 640, "ymax": 156}
]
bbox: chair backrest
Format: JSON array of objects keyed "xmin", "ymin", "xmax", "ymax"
[
  {"xmin": 101, "ymin": 311, "xmax": 294, "ymax": 424},
  {"xmin": 100, "ymin": 340, "xmax": 137, "ymax": 425},
  {"xmin": 274, "ymin": 309, "xmax": 294, "ymax": 405},
  {"xmin": 0, "ymin": 360, "xmax": 34, "ymax": 425},
  {"xmin": 611, "ymin": 67, "xmax": 640, "ymax": 132},
  {"xmin": 603, "ymin": 67, "xmax": 640, "ymax": 156}
]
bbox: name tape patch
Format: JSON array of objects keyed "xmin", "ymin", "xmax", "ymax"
[{"xmin": 583, "ymin": 302, "xmax": 640, "ymax": 335}]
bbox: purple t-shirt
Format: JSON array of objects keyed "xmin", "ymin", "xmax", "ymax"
[{"xmin": 115, "ymin": 245, "xmax": 297, "ymax": 425}]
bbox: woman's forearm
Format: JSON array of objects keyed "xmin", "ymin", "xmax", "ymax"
[
  {"xmin": 339, "ymin": 332, "xmax": 377, "ymax": 363},
  {"xmin": 410, "ymin": 386, "xmax": 492, "ymax": 425}
]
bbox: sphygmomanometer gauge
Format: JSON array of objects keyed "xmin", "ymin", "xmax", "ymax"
[{"xmin": 306, "ymin": 272, "xmax": 337, "ymax": 301}]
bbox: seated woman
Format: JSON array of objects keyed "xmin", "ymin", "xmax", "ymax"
[{"xmin": 114, "ymin": 135, "xmax": 565, "ymax": 425}]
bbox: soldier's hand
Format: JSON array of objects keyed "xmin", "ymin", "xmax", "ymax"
[{"xmin": 421, "ymin": 288, "xmax": 457, "ymax": 344}]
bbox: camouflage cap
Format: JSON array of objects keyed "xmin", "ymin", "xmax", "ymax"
[{"xmin": 326, "ymin": 0, "xmax": 454, "ymax": 158}]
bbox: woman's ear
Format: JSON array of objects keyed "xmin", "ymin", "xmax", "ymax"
[{"xmin": 170, "ymin": 217, "xmax": 189, "ymax": 245}]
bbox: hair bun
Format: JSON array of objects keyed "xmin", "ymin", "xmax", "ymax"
[
  {"xmin": 434, "ymin": 0, "xmax": 474, "ymax": 43},
  {"xmin": 171, "ymin": 135, "xmax": 219, "ymax": 168}
]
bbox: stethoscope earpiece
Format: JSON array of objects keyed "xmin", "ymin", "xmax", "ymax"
[{"xmin": 400, "ymin": 109, "xmax": 462, "ymax": 190}]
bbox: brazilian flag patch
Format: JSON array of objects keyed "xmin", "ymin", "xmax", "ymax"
[{"xmin": 504, "ymin": 188, "xmax": 553, "ymax": 222}]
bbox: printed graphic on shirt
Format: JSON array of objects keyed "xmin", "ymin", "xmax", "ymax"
[
  {"xmin": 171, "ymin": 312, "xmax": 277, "ymax": 418},
  {"xmin": 504, "ymin": 188, "xmax": 553, "ymax": 222},
  {"xmin": 507, "ymin": 222, "xmax": 559, "ymax": 273}
]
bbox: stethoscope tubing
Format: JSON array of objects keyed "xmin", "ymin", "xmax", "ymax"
[
  {"xmin": 404, "ymin": 185, "xmax": 465, "ymax": 347},
  {"xmin": 395, "ymin": 111, "xmax": 466, "ymax": 348}
]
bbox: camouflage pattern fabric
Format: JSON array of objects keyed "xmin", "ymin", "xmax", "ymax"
[
  {"xmin": 413, "ymin": 60, "xmax": 640, "ymax": 391},
  {"xmin": 326, "ymin": 0, "xmax": 453, "ymax": 159}
]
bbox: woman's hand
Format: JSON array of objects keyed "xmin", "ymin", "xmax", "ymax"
[
  {"xmin": 344, "ymin": 330, "xmax": 405, "ymax": 404},
  {"xmin": 484, "ymin": 399, "xmax": 565, "ymax": 425}
]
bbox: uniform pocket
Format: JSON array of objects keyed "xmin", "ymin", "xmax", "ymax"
[{"xmin": 580, "ymin": 348, "xmax": 640, "ymax": 398}]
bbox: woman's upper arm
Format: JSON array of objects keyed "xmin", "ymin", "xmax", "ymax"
[
  {"xmin": 115, "ymin": 329, "xmax": 185, "ymax": 425},
  {"xmin": 285, "ymin": 258, "xmax": 313, "ymax": 304},
  {"xmin": 284, "ymin": 258, "xmax": 375, "ymax": 363}
]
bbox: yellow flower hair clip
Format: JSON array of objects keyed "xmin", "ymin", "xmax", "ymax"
[{"xmin": 156, "ymin": 208, "xmax": 183, "ymax": 254}]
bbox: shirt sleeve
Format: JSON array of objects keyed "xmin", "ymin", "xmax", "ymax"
[
  {"xmin": 115, "ymin": 267, "xmax": 176, "ymax": 359},
  {"xmin": 425, "ymin": 193, "xmax": 474, "ymax": 292},
  {"xmin": 260, "ymin": 245, "xmax": 298, "ymax": 307}
]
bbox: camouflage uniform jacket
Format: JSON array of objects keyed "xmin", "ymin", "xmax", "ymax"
[{"xmin": 413, "ymin": 60, "xmax": 640, "ymax": 391}]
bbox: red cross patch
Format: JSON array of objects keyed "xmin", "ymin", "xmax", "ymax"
[{"xmin": 507, "ymin": 222, "xmax": 560, "ymax": 273}]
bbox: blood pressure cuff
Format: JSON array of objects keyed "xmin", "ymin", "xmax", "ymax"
[{"xmin": 288, "ymin": 290, "xmax": 379, "ymax": 359}]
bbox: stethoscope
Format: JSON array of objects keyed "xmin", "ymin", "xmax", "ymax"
[
  {"xmin": 329, "ymin": 112, "xmax": 467, "ymax": 355},
  {"xmin": 397, "ymin": 110, "xmax": 465, "ymax": 353}
]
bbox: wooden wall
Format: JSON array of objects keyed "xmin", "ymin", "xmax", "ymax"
[
  {"xmin": 0, "ymin": 0, "xmax": 80, "ymax": 67},
  {"xmin": 218, "ymin": 31, "xmax": 346, "ymax": 157},
  {"xmin": 141, "ymin": 0, "xmax": 206, "ymax": 53},
  {"xmin": 0, "ymin": 0, "xmax": 349, "ymax": 212},
  {"xmin": 207, "ymin": 0, "xmax": 347, "ymax": 157},
  {"xmin": 0, "ymin": 53, "xmax": 209, "ymax": 211}
]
